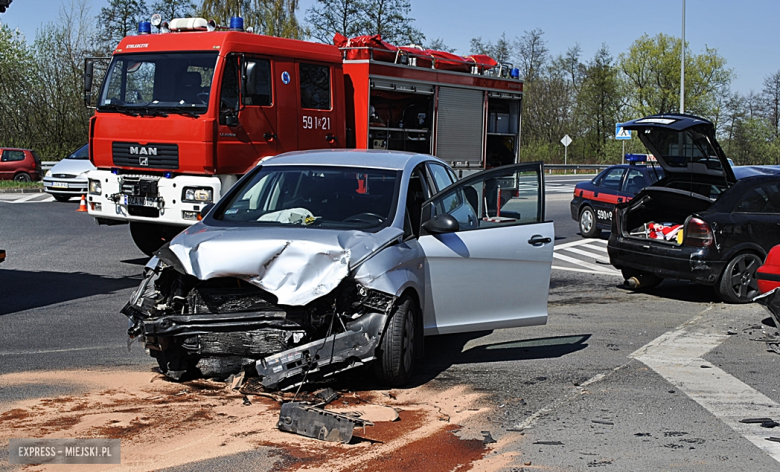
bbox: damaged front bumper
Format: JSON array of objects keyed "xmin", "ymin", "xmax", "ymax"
[{"xmin": 122, "ymin": 258, "xmax": 396, "ymax": 388}]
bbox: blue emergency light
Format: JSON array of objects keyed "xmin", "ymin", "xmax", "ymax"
[
  {"xmin": 625, "ymin": 153, "xmax": 649, "ymax": 164},
  {"xmin": 229, "ymin": 16, "xmax": 244, "ymax": 31},
  {"xmin": 164, "ymin": 172, "xmax": 173, "ymax": 179},
  {"xmin": 510, "ymin": 68, "xmax": 520, "ymax": 79},
  {"xmin": 137, "ymin": 21, "xmax": 151, "ymax": 34}
]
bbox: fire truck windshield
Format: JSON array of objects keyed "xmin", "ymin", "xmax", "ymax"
[{"xmin": 98, "ymin": 52, "xmax": 218, "ymax": 114}]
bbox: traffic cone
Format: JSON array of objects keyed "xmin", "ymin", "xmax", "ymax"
[{"xmin": 76, "ymin": 194, "xmax": 88, "ymax": 212}]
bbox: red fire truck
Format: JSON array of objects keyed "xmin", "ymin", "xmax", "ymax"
[{"xmin": 85, "ymin": 17, "xmax": 524, "ymax": 255}]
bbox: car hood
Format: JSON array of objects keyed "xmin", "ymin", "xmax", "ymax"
[
  {"xmin": 621, "ymin": 114, "xmax": 736, "ymax": 185},
  {"xmin": 157, "ymin": 223, "xmax": 404, "ymax": 306},
  {"xmin": 48, "ymin": 158, "xmax": 96, "ymax": 176}
]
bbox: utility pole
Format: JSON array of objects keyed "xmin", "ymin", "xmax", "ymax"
[{"xmin": 680, "ymin": 0, "xmax": 686, "ymax": 114}]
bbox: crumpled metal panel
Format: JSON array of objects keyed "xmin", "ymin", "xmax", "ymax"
[
  {"xmin": 163, "ymin": 223, "xmax": 404, "ymax": 306},
  {"xmin": 277, "ymin": 402, "xmax": 373, "ymax": 443}
]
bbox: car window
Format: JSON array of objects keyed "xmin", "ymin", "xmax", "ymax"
[
  {"xmin": 599, "ymin": 168, "xmax": 625, "ymax": 191},
  {"xmin": 735, "ymin": 183, "xmax": 780, "ymax": 213},
  {"xmin": 427, "ymin": 163, "xmax": 455, "ymax": 192},
  {"xmin": 623, "ymin": 169, "xmax": 646, "ymax": 194},
  {"xmin": 427, "ymin": 165, "xmax": 542, "ymax": 232},
  {"xmin": 215, "ymin": 165, "xmax": 400, "ymax": 230},
  {"xmin": 405, "ymin": 166, "xmax": 433, "ymax": 238},
  {"xmin": 244, "ymin": 58, "xmax": 272, "ymax": 106},
  {"xmin": 67, "ymin": 145, "xmax": 89, "ymax": 160},
  {"xmin": 1, "ymin": 150, "xmax": 25, "ymax": 162}
]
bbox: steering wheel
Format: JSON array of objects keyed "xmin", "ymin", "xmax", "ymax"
[
  {"xmin": 197, "ymin": 92, "xmax": 210, "ymax": 104},
  {"xmin": 343, "ymin": 212, "xmax": 386, "ymax": 225}
]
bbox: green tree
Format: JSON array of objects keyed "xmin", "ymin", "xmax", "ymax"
[
  {"xmin": 577, "ymin": 45, "xmax": 624, "ymax": 159},
  {"xmin": 361, "ymin": 0, "xmax": 422, "ymax": 45},
  {"xmin": 0, "ymin": 23, "xmax": 35, "ymax": 149},
  {"xmin": 151, "ymin": 0, "xmax": 196, "ymax": 20},
  {"xmin": 619, "ymin": 33, "xmax": 733, "ymax": 117},
  {"xmin": 199, "ymin": 0, "xmax": 305, "ymax": 38},
  {"xmin": 97, "ymin": 0, "xmax": 148, "ymax": 51},
  {"xmin": 426, "ymin": 37, "xmax": 454, "ymax": 53},
  {"xmin": 305, "ymin": 0, "xmax": 365, "ymax": 43},
  {"xmin": 762, "ymin": 70, "xmax": 780, "ymax": 137},
  {"xmin": 469, "ymin": 33, "xmax": 510, "ymax": 62}
]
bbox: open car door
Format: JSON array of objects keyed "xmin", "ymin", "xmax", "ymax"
[{"xmin": 418, "ymin": 162, "xmax": 554, "ymax": 335}]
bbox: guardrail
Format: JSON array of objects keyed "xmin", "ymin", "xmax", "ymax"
[
  {"xmin": 41, "ymin": 162, "xmax": 56, "ymax": 172},
  {"xmin": 544, "ymin": 164, "xmax": 610, "ymax": 174}
]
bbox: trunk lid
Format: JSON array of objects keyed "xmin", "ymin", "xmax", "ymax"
[{"xmin": 621, "ymin": 114, "xmax": 736, "ymax": 185}]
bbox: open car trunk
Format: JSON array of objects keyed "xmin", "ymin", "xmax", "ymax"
[{"xmin": 618, "ymin": 187, "xmax": 713, "ymax": 244}]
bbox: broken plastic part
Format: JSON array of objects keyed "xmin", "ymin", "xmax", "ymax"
[{"xmin": 277, "ymin": 402, "xmax": 373, "ymax": 443}]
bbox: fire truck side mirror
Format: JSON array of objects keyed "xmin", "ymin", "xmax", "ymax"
[
  {"xmin": 244, "ymin": 62, "xmax": 257, "ymax": 96},
  {"xmin": 84, "ymin": 60, "xmax": 94, "ymax": 106}
]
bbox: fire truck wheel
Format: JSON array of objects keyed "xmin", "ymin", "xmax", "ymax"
[
  {"xmin": 374, "ymin": 295, "xmax": 417, "ymax": 387},
  {"xmin": 579, "ymin": 206, "xmax": 601, "ymax": 238},
  {"xmin": 130, "ymin": 222, "xmax": 181, "ymax": 257}
]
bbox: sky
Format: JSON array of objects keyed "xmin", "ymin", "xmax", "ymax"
[{"xmin": 2, "ymin": 0, "xmax": 779, "ymax": 96}]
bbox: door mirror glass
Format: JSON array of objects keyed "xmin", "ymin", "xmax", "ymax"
[{"xmin": 244, "ymin": 61, "xmax": 257, "ymax": 98}]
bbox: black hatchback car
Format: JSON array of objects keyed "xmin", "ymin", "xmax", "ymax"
[{"xmin": 607, "ymin": 114, "xmax": 780, "ymax": 303}]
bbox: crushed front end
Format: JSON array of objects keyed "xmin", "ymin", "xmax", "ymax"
[{"xmin": 122, "ymin": 256, "xmax": 396, "ymax": 388}]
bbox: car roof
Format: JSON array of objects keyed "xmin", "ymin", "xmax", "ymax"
[{"xmin": 259, "ymin": 149, "xmax": 446, "ymax": 172}]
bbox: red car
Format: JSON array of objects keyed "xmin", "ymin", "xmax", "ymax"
[
  {"xmin": 0, "ymin": 148, "xmax": 42, "ymax": 181},
  {"xmin": 756, "ymin": 245, "xmax": 780, "ymax": 327}
]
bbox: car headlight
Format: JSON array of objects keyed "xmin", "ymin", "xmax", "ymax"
[
  {"xmin": 89, "ymin": 179, "xmax": 102, "ymax": 195},
  {"xmin": 182, "ymin": 187, "xmax": 213, "ymax": 203},
  {"xmin": 45, "ymin": 170, "xmax": 52, "ymax": 177}
]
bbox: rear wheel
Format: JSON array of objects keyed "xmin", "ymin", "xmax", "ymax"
[
  {"xmin": 129, "ymin": 222, "xmax": 182, "ymax": 257},
  {"xmin": 52, "ymin": 195, "xmax": 71, "ymax": 202},
  {"xmin": 13, "ymin": 172, "xmax": 31, "ymax": 182},
  {"xmin": 579, "ymin": 206, "xmax": 601, "ymax": 238},
  {"xmin": 716, "ymin": 253, "xmax": 762, "ymax": 303},
  {"xmin": 374, "ymin": 295, "xmax": 417, "ymax": 387}
]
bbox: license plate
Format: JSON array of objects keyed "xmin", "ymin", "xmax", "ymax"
[
  {"xmin": 51, "ymin": 183, "xmax": 68, "ymax": 189},
  {"xmin": 124, "ymin": 195, "xmax": 158, "ymax": 207}
]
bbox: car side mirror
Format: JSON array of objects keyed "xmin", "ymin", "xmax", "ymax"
[
  {"xmin": 422, "ymin": 214, "xmax": 459, "ymax": 234},
  {"xmin": 200, "ymin": 203, "xmax": 215, "ymax": 219}
]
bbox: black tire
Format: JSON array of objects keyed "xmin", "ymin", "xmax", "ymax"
[
  {"xmin": 374, "ymin": 295, "xmax": 417, "ymax": 387},
  {"xmin": 13, "ymin": 172, "xmax": 31, "ymax": 182},
  {"xmin": 130, "ymin": 222, "xmax": 182, "ymax": 257},
  {"xmin": 579, "ymin": 206, "xmax": 601, "ymax": 238},
  {"xmin": 716, "ymin": 253, "xmax": 763, "ymax": 303},
  {"xmin": 621, "ymin": 268, "xmax": 663, "ymax": 289},
  {"xmin": 52, "ymin": 195, "xmax": 71, "ymax": 202}
]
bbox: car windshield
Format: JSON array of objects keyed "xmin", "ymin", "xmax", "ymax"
[
  {"xmin": 214, "ymin": 165, "xmax": 401, "ymax": 230},
  {"xmin": 642, "ymin": 127, "xmax": 725, "ymax": 172},
  {"xmin": 98, "ymin": 52, "xmax": 218, "ymax": 113},
  {"xmin": 67, "ymin": 145, "xmax": 89, "ymax": 160}
]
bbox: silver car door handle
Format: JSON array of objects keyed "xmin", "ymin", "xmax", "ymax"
[{"xmin": 528, "ymin": 235, "xmax": 552, "ymax": 246}]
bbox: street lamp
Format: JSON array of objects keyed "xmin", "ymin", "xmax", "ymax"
[{"xmin": 680, "ymin": 0, "xmax": 686, "ymax": 114}]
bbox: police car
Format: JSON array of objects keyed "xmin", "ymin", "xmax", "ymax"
[{"xmin": 570, "ymin": 154, "xmax": 664, "ymax": 237}]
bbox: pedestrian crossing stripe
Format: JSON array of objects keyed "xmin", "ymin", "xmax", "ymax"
[{"xmin": 552, "ymin": 238, "xmax": 621, "ymax": 276}]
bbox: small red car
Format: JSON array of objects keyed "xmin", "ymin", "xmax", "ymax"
[
  {"xmin": 756, "ymin": 245, "xmax": 780, "ymax": 327},
  {"xmin": 0, "ymin": 148, "xmax": 42, "ymax": 181}
]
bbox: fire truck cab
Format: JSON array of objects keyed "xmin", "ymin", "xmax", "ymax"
[{"xmin": 86, "ymin": 18, "xmax": 523, "ymax": 255}]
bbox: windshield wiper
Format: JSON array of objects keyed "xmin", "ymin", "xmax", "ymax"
[
  {"xmin": 101, "ymin": 104, "xmax": 140, "ymax": 117},
  {"xmin": 168, "ymin": 109, "xmax": 201, "ymax": 118},
  {"xmin": 137, "ymin": 107, "xmax": 169, "ymax": 117}
]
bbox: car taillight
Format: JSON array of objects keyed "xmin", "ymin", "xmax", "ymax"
[{"xmin": 683, "ymin": 217, "xmax": 713, "ymax": 247}]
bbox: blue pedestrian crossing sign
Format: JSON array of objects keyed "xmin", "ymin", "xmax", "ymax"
[{"xmin": 615, "ymin": 123, "xmax": 632, "ymax": 140}]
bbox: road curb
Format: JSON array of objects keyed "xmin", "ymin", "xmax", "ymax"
[{"xmin": 0, "ymin": 188, "xmax": 45, "ymax": 194}]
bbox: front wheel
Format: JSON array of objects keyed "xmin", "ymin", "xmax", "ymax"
[
  {"xmin": 579, "ymin": 206, "xmax": 601, "ymax": 238},
  {"xmin": 716, "ymin": 253, "xmax": 762, "ymax": 303},
  {"xmin": 129, "ymin": 222, "xmax": 182, "ymax": 257},
  {"xmin": 374, "ymin": 295, "xmax": 417, "ymax": 387}
]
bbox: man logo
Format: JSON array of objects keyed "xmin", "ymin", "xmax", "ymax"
[
  {"xmin": 129, "ymin": 146, "xmax": 158, "ymax": 156},
  {"xmin": 139, "ymin": 156, "xmax": 149, "ymax": 166}
]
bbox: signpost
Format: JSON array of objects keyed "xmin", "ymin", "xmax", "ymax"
[
  {"xmin": 561, "ymin": 134, "xmax": 572, "ymax": 166},
  {"xmin": 615, "ymin": 123, "xmax": 631, "ymax": 163}
]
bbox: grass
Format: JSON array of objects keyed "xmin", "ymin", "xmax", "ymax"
[{"xmin": 0, "ymin": 180, "xmax": 44, "ymax": 190}]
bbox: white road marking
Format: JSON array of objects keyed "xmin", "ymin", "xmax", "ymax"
[
  {"xmin": 562, "ymin": 246, "xmax": 610, "ymax": 262},
  {"xmin": 9, "ymin": 193, "xmax": 41, "ymax": 203},
  {"xmin": 555, "ymin": 238, "xmax": 608, "ymax": 250},
  {"xmin": 631, "ymin": 308, "xmax": 780, "ymax": 463},
  {"xmin": 553, "ymin": 252, "xmax": 620, "ymax": 275}
]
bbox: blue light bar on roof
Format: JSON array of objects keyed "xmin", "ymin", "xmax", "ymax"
[
  {"xmin": 625, "ymin": 153, "xmax": 649, "ymax": 163},
  {"xmin": 229, "ymin": 16, "xmax": 244, "ymax": 31},
  {"xmin": 138, "ymin": 21, "xmax": 151, "ymax": 34}
]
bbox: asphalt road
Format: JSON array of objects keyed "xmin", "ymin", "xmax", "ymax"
[{"xmin": 3, "ymin": 178, "xmax": 780, "ymax": 471}]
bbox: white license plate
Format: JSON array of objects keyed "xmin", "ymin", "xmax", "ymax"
[
  {"xmin": 51, "ymin": 183, "xmax": 68, "ymax": 189},
  {"xmin": 124, "ymin": 195, "xmax": 158, "ymax": 207}
]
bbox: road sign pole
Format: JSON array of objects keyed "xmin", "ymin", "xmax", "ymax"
[{"xmin": 622, "ymin": 141, "xmax": 625, "ymax": 164}]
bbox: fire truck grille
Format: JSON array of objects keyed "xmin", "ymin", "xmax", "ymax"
[{"xmin": 112, "ymin": 142, "xmax": 179, "ymax": 169}]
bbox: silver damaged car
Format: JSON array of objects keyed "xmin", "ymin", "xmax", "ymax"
[{"xmin": 122, "ymin": 150, "xmax": 554, "ymax": 389}]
